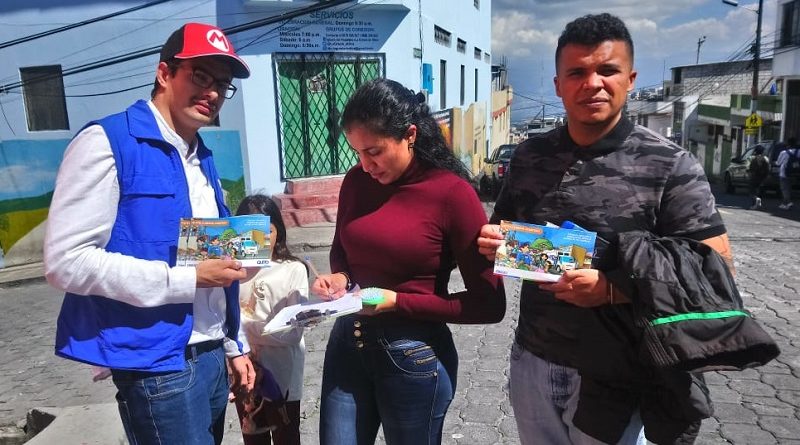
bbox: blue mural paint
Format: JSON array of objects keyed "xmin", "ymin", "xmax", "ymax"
[{"xmin": 0, "ymin": 139, "xmax": 69, "ymax": 201}]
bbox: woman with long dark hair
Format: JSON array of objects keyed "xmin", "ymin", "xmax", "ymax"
[
  {"xmin": 311, "ymin": 78, "xmax": 506, "ymax": 444},
  {"xmin": 234, "ymin": 194, "xmax": 308, "ymax": 445}
]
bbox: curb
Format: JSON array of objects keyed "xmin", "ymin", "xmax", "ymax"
[{"xmin": 0, "ymin": 263, "xmax": 45, "ymax": 288}]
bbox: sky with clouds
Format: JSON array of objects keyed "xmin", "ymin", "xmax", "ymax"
[{"xmin": 491, "ymin": 0, "xmax": 777, "ymax": 122}]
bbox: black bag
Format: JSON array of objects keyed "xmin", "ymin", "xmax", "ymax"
[{"xmin": 749, "ymin": 155, "xmax": 769, "ymax": 180}]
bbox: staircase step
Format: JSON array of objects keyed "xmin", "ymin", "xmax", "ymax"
[
  {"xmin": 273, "ymin": 192, "xmax": 339, "ymax": 210},
  {"xmin": 281, "ymin": 207, "xmax": 338, "ymax": 228},
  {"xmin": 286, "ymin": 176, "xmax": 344, "ymax": 195}
]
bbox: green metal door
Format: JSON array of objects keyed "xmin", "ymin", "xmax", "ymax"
[{"xmin": 275, "ymin": 53, "xmax": 384, "ymax": 179}]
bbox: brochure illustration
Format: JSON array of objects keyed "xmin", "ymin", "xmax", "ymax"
[
  {"xmin": 177, "ymin": 215, "xmax": 271, "ymax": 267},
  {"xmin": 263, "ymin": 293, "xmax": 363, "ymax": 334},
  {"xmin": 494, "ymin": 220, "xmax": 597, "ymax": 282}
]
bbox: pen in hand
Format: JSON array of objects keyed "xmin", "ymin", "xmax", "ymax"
[
  {"xmin": 305, "ymin": 256, "xmax": 334, "ymax": 299},
  {"xmin": 304, "ymin": 256, "xmax": 322, "ymax": 280}
]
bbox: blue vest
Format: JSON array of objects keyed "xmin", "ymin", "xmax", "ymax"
[{"xmin": 55, "ymin": 100, "xmax": 242, "ymax": 372}]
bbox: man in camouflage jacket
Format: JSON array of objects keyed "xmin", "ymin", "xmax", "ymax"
[{"xmin": 478, "ymin": 13, "xmax": 732, "ymax": 445}]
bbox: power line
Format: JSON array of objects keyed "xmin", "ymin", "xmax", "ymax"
[
  {"xmin": 0, "ymin": 0, "xmax": 172, "ymax": 50},
  {"xmin": 0, "ymin": 0, "xmax": 355, "ymax": 94}
]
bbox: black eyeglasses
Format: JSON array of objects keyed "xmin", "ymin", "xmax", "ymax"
[{"xmin": 188, "ymin": 68, "xmax": 237, "ymax": 99}]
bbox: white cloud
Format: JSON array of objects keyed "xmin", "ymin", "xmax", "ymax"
[
  {"xmin": 492, "ymin": 11, "xmax": 558, "ymax": 58},
  {"xmin": 491, "ymin": 0, "xmax": 777, "ymax": 119}
]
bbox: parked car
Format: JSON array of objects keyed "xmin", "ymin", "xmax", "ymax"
[
  {"xmin": 723, "ymin": 141, "xmax": 780, "ymax": 194},
  {"xmin": 478, "ymin": 143, "xmax": 517, "ymax": 198}
]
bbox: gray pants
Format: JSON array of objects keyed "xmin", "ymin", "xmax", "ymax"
[
  {"xmin": 780, "ymin": 177, "xmax": 793, "ymax": 205},
  {"xmin": 509, "ymin": 342, "xmax": 645, "ymax": 445}
]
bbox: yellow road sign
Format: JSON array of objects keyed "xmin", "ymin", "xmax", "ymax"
[{"xmin": 745, "ymin": 113, "xmax": 763, "ymax": 129}]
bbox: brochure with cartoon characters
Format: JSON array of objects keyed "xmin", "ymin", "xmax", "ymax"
[
  {"xmin": 493, "ymin": 220, "xmax": 597, "ymax": 282},
  {"xmin": 177, "ymin": 215, "xmax": 272, "ymax": 267}
]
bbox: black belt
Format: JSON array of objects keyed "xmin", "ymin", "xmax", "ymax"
[{"xmin": 185, "ymin": 339, "xmax": 224, "ymax": 360}]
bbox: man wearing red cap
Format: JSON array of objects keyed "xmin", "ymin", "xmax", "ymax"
[{"xmin": 45, "ymin": 23, "xmax": 255, "ymax": 444}]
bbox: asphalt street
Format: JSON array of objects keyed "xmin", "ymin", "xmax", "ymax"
[{"xmin": 0, "ymin": 187, "xmax": 799, "ymax": 444}]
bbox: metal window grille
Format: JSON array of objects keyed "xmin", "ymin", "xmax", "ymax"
[
  {"xmin": 274, "ymin": 52, "xmax": 384, "ymax": 180},
  {"xmin": 434, "ymin": 26, "xmax": 452, "ymax": 47},
  {"xmin": 457, "ymin": 39, "xmax": 466, "ymax": 53}
]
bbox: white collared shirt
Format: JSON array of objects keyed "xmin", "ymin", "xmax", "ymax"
[{"xmin": 44, "ymin": 101, "xmax": 248, "ymax": 357}]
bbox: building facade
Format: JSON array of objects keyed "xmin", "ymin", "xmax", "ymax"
[
  {"xmin": 773, "ymin": 0, "xmax": 800, "ymax": 141},
  {"xmin": 0, "ymin": 0, "xmax": 494, "ymax": 268}
]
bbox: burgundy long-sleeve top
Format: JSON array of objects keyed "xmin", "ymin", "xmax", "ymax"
[{"xmin": 330, "ymin": 157, "xmax": 506, "ymax": 324}]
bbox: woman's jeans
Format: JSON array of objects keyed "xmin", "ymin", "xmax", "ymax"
[
  {"xmin": 111, "ymin": 341, "xmax": 229, "ymax": 445},
  {"xmin": 319, "ymin": 315, "xmax": 457, "ymax": 445},
  {"xmin": 509, "ymin": 341, "xmax": 645, "ymax": 445}
]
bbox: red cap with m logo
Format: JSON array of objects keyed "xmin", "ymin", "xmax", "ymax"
[{"xmin": 160, "ymin": 22, "xmax": 250, "ymax": 79}]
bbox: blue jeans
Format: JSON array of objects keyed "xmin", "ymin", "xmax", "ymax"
[
  {"xmin": 509, "ymin": 341, "xmax": 645, "ymax": 445},
  {"xmin": 319, "ymin": 315, "xmax": 457, "ymax": 445},
  {"xmin": 111, "ymin": 341, "xmax": 229, "ymax": 445}
]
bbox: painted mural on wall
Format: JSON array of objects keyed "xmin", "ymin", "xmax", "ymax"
[{"xmin": 0, "ymin": 130, "xmax": 246, "ymax": 269}]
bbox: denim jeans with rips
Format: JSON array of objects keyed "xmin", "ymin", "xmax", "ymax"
[
  {"xmin": 111, "ymin": 342, "xmax": 230, "ymax": 445},
  {"xmin": 319, "ymin": 315, "xmax": 457, "ymax": 445},
  {"xmin": 509, "ymin": 341, "xmax": 645, "ymax": 445}
]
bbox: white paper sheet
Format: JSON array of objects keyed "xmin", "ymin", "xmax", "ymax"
[{"xmin": 263, "ymin": 293, "xmax": 363, "ymax": 334}]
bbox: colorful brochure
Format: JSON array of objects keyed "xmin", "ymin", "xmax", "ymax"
[
  {"xmin": 177, "ymin": 215, "xmax": 271, "ymax": 267},
  {"xmin": 493, "ymin": 220, "xmax": 597, "ymax": 282}
]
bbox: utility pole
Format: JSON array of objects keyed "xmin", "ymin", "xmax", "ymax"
[
  {"xmin": 696, "ymin": 36, "xmax": 707, "ymax": 65},
  {"xmin": 752, "ymin": 0, "xmax": 764, "ymax": 140},
  {"xmin": 722, "ymin": 0, "xmax": 763, "ymax": 153}
]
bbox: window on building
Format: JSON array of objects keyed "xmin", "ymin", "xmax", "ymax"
[
  {"xmin": 673, "ymin": 68, "xmax": 682, "ymax": 84},
  {"xmin": 440, "ymin": 60, "xmax": 447, "ymax": 109},
  {"xmin": 474, "ymin": 47, "xmax": 482, "ymax": 60},
  {"xmin": 484, "ymin": 52, "xmax": 491, "ymax": 64},
  {"xmin": 474, "ymin": 0, "xmax": 480, "ymax": 9},
  {"xmin": 20, "ymin": 65, "xmax": 69, "ymax": 131},
  {"xmin": 434, "ymin": 26, "xmax": 452, "ymax": 47},
  {"xmin": 474, "ymin": 68, "xmax": 479, "ymax": 101},
  {"xmin": 780, "ymin": 0, "xmax": 800, "ymax": 47},
  {"xmin": 460, "ymin": 65, "xmax": 465, "ymax": 106},
  {"xmin": 457, "ymin": 38, "xmax": 466, "ymax": 54}
]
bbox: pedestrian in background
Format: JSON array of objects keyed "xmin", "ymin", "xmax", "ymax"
[
  {"xmin": 44, "ymin": 22, "xmax": 255, "ymax": 444},
  {"xmin": 311, "ymin": 78, "xmax": 506, "ymax": 445},
  {"xmin": 777, "ymin": 137, "xmax": 799, "ymax": 210},
  {"xmin": 234, "ymin": 194, "xmax": 308, "ymax": 445},
  {"xmin": 477, "ymin": 13, "xmax": 730, "ymax": 444},
  {"xmin": 747, "ymin": 144, "xmax": 770, "ymax": 210}
]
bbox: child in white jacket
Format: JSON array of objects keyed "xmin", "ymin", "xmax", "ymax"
[{"xmin": 235, "ymin": 194, "xmax": 309, "ymax": 445}]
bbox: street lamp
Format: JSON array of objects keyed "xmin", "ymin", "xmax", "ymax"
[{"xmin": 723, "ymin": 0, "xmax": 763, "ymax": 151}]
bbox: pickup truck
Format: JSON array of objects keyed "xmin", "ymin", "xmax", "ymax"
[{"xmin": 477, "ymin": 143, "xmax": 517, "ymax": 199}]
